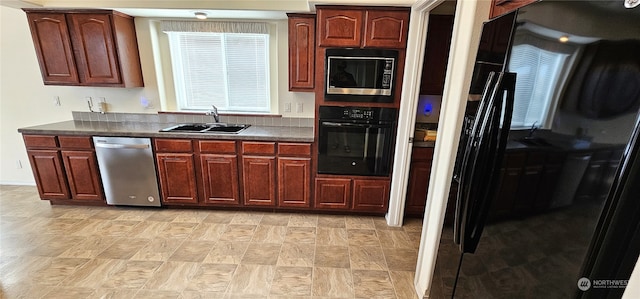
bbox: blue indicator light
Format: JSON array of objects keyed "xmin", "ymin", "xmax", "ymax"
[{"xmin": 424, "ymin": 102, "xmax": 433, "ymax": 115}]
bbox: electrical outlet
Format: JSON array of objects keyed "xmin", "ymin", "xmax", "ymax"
[
  {"xmin": 284, "ymin": 103, "xmax": 292, "ymax": 112},
  {"xmin": 53, "ymin": 96, "xmax": 61, "ymax": 106},
  {"xmin": 296, "ymin": 103, "xmax": 303, "ymax": 113}
]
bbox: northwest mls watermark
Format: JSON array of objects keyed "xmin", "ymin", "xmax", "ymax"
[{"xmin": 578, "ymin": 277, "xmax": 628, "ymax": 291}]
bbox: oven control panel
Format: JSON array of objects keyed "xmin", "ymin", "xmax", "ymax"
[
  {"xmin": 342, "ymin": 108, "xmax": 374, "ymax": 120},
  {"xmin": 319, "ymin": 106, "xmax": 397, "ymax": 122}
]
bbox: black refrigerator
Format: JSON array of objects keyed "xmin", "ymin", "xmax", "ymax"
[{"xmin": 430, "ymin": 1, "xmax": 640, "ymax": 298}]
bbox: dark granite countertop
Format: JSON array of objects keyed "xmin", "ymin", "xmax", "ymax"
[
  {"xmin": 18, "ymin": 120, "xmax": 315, "ymax": 143},
  {"xmin": 413, "ymin": 141, "xmax": 436, "ymax": 148}
]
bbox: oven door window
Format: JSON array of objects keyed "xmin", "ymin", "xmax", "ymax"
[{"xmin": 318, "ymin": 122, "xmax": 393, "ymax": 176}]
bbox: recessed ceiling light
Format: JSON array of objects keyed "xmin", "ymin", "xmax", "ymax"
[
  {"xmin": 559, "ymin": 35, "xmax": 570, "ymax": 43},
  {"xmin": 194, "ymin": 12, "xmax": 207, "ymax": 20},
  {"xmin": 625, "ymin": 0, "xmax": 640, "ymax": 8}
]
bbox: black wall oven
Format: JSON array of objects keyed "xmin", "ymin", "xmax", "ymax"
[{"xmin": 318, "ymin": 106, "xmax": 397, "ymax": 176}]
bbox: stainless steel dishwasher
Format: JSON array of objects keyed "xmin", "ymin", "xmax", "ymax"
[{"xmin": 93, "ymin": 137, "xmax": 161, "ymax": 207}]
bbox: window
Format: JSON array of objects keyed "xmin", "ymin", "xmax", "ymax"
[
  {"xmin": 164, "ymin": 21, "xmax": 270, "ymax": 113},
  {"xmin": 508, "ymin": 43, "xmax": 570, "ymax": 128}
]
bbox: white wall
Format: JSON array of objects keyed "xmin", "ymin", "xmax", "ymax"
[
  {"xmin": 0, "ymin": 5, "xmax": 159, "ymax": 185},
  {"xmin": 0, "ymin": 5, "xmax": 313, "ymax": 185}
]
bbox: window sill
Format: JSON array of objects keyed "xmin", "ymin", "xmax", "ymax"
[{"xmin": 158, "ymin": 111, "xmax": 283, "ymax": 118}]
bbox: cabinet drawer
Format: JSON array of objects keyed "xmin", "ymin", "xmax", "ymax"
[
  {"xmin": 278, "ymin": 143, "xmax": 311, "ymax": 157},
  {"xmin": 23, "ymin": 135, "xmax": 58, "ymax": 148},
  {"xmin": 242, "ymin": 142, "xmax": 276, "ymax": 155},
  {"xmin": 59, "ymin": 136, "xmax": 93, "ymax": 149},
  {"xmin": 154, "ymin": 139, "xmax": 193, "ymax": 153},
  {"xmin": 199, "ymin": 140, "xmax": 236, "ymax": 154}
]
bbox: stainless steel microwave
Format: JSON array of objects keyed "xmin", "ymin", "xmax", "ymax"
[{"xmin": 325, "ymin": 49, "xmax": 398, "ymax": 103}]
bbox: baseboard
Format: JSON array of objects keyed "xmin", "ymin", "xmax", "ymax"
[{"xmin": 0, "ymin": 181, "xmax": 36, "ymax": 186}]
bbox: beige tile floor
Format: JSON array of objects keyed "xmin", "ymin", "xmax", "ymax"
[{"xmin": 0, "ymin": 185, "xmax": 423, "ymax": 299}]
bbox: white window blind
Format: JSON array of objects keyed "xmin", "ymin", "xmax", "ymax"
[
  {"xmin": 165, "ymin": 21, "xmax": 270, "ymax": 113},
  {"xmin": 508, "ymin": 44, "xmax": 569, "ymax": 128}
]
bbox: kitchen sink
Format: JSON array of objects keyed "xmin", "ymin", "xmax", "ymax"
[{"xmin": 160, "ymin": 123, "xmax": 250, "ymax": 134}]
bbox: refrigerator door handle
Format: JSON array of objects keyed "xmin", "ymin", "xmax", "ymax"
[
  {"xmin": 458, "ymin": 72, "xmax": 517, "ymax": 253},
  {"xmin": 454, "ymin": 71, "xmax": 499, "ymax": 246}
]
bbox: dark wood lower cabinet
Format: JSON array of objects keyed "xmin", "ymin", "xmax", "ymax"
[
  {"xmin": 405, "ymin": 147, "xmax": 434, "ymax": 215},
  {"xmin": 315, "ymin": 177, "xmax": 390, "ymax": 212},
  {"xmin": 352, "ymin": 179, "xmax": 390, "ymax": 212},
  {"xmin": 27, "ymin": 149, "xmax": 70, "ymax": 200},
  {"xmin": 315, "ymin": 178, "xmax": 352, "ymax": 210},
  {"xmin": 278, "ymin": 157, "xmax": 311, "ymax": 208},
  {"xmin": 61, "ymin": 150, "xmax": 103, "ymax": 201},
  {"xmin": 201, "ymin": 154, "xmax": 239, "ymax": 205},
  {"xmin": 24, "ymin": 135, "xmax": 104, "ymax": 203},
  {"xmin": 242, "ymin": 156, "xmax": 276, "ymax": 206},
  {"xmin": 156, "ymin": 153, "xmax": 198, "ymax": 205},
  {"xmin": 491, "ymin": 152, "xmax": 526, "ymax": 220},
  {"xmin": 513, "ymin": 152, "xmax": 545, "ymax": 215}
]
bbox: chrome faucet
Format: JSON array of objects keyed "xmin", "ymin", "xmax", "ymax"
[
  {"xmin": 528, "ymin": 121, "xmax": 538, "ymax": 138},
  {"xmin": 206, "ymin": 105, "xmax": 220, "ymax": 123}
]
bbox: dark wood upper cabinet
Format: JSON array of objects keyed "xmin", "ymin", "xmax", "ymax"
[
  {"xmin": 490, "ymin": 0, "xmax": 537, "ymax": 19},
  {"xmin": 25, "ymin": 13, "xmax": 79, "ymax": 85},
  {"xmin": 317, "ymin": 6, "xmax": 410, "ymax": 49},
  {"xmin": 287, "ymin": 13, "xmax": 316, "ymax": 91},
  {"xmin": 362, "ymin": 10, "xmax": 410, "ymax": 49},
  {"xmin": 23, "ymin": 9, "xmax": 143, "ymax": 87},
  {"xmin": 317, "ymin": 8, "xmax": 363, "ymax": 47},
  {"xmin": 67, "ymin": 13, "xmax": 121, "ymax": 85},
  {"xmin": 420, "ymin": 15, "xmax": 454, "ymax": 95}
]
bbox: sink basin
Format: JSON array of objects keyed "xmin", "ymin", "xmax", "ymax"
[
  {"xmin": 161, "ymin": 123, "xmax": 250, "ymax": 134},
  {"xmin": 165, "ymin": 124, "xmax": 211, "ymax": 132},
  {"xmin": 517, "ymin": 137, "xmax": 554, "ymax": 147}
]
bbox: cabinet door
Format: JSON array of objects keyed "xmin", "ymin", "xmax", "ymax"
[
  {"xmin": 314, "ymin": 178, "xmax": 351, "ymax": 210},
  {"xmin": 278, "ymin": 157, "xmax": 311, "ymax": 208},
  {"xmin": 362, "ymin": 10, "xmax": 410, "ymax": 49},
  {"xmin": 352, "ymin": 179, "xmax": 390, "ymax": 212},
  {"xmin": 513, "ymin": 152, "xmax": 545, "ymax": 216},
  {"xmin": 25, "ymin": 13, "xmax": 79, "ymax": 85},
  {"xmin": 27, "ymin": 150, "xmax": 70, "ymax": 200},
  {"xmin": 242, "ymin": 156, "xmax": 276, "ymax": 206},
  {"xmin": 61, "ymin": 150, "xmax": 104, "ymax": 201},
  {"xmin": 288, "ymin": 14, "xmax": 316, "ymax": 91},
  {"xmin": 534, "ymin": 152, "xmax": 565, "ymax": 212},
  {"xmin": 201, "ymin": 154, "xmax": 240, "ymax": 205},
  {"xmin": 420, "ymin": 15, "xmax": 454, "ymax": 95},
  {"xmin": 490, "ymin": 0, "xmax": 537, "ymax": 19},
  {"xmin": 156, "ymin": 153, "xmax": 199, "ymax": 205},
  {"xmin": 67, "ymin": 13, "xmax": 122, "ymax": 85},
  {"xmin": 490, "ymin": 152, "xmax": 526, "ymax": 220},
  {"xmin": 405, "ymin": 160, "xmax": 432, "ymax": 215},
  {"xmin": 317, "ymin": 9, "xmax": 363, "ymax": 47}
]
